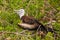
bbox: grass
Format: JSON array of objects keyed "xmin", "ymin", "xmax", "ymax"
[{"xmin": 0, "ymin": 0, "xmax": 60, "ymax": 40}]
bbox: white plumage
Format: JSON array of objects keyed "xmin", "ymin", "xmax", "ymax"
[{"xmin": 14, "ymin": 9, "xmax": 25, "ymax": 18}]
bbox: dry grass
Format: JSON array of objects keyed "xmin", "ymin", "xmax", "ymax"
[{"xmin": 0, "ymin": 0, "xmax": 60, "ymax": 40}]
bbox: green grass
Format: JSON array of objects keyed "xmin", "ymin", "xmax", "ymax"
[{"xmin": 0, "ymin": 0, "xmax": 60, "ymax": 40}]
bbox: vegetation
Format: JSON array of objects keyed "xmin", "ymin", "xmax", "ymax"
[{"xmin": 0, "ymin": 0, "xmax": 60, "ymax": 40}]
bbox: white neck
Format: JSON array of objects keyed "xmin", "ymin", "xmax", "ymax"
[
  {"xmin": 16, "ymin": 9, "xmax": 25, "ymax": 18},
  {"xmin": 19, "ymin": 12, "xmax": 24, "ymax": 18}
]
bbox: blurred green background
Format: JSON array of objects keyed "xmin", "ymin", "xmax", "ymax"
[{"xmin": 0, "ymin": 0, "xmax": 60, "ymax": 40}]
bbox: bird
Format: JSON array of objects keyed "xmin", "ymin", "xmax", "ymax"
[
  {"xmin": 14, "ymin": 9, "xmax": 59, "ymax": 38},
  {"xmin": 14, "ymin": 9, "xmax": 47, "ymax": 31}
]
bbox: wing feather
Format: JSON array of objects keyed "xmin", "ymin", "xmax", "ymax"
[{"xmin": 21, "ymin": 16, "xmax": 38, "ymax": 24}]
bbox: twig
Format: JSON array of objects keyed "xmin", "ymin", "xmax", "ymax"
[{"xmin": 37, "ymin": 25, "xmax": 41, "ymax": 32}]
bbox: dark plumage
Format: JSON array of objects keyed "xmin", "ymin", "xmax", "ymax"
[{"xmin": 18, "ymin": 16, "xmax": 47, "ymax": 31}]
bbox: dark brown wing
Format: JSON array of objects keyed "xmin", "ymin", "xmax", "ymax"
[{"xmin": 21, "ymin": 16, "xmax": 38, "ymax": 24}]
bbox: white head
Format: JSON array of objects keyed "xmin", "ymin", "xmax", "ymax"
[{"xmin": 14, "ymin": 9, "xmax": 25, "ymax": 18}]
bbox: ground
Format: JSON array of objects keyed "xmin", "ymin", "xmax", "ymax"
[{"xmin": 0, "ymin": 0, "xmax": 60, "ymax": 40}]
